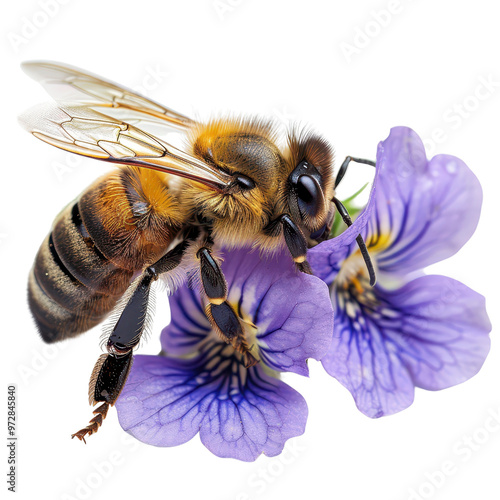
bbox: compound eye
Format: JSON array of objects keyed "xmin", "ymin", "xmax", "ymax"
[{"xmin": 296, "ymin": 174, "xmax": 320, "ymax": 216}]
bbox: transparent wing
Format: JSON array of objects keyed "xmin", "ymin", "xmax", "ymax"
[
  {"xmin": 21, "ymin": 60, "xmax": 196, "ymax": 132},
  {"xmin": 19, "ymin": 102, "xmax": 231, "ymax": 191}
]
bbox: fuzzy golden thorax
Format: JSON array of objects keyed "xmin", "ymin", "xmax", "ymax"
[{"xmin": 180, "ymin": 117, "xmax": 288, "ymax": 249}]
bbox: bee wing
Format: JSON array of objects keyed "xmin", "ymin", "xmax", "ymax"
[
  {"xmin": 19, "ymin": 102, "xmax": 231, "ymax": 191},
  {"xmin": 21, "ymin": 60, "xmax": 195, "ymax": 132}
]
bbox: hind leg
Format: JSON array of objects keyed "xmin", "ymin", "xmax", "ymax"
[{"xmin": 71, "ymin": 239, "xmax": 190, "ymax": 442}]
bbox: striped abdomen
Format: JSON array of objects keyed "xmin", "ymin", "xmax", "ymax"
[{"xmin": 28, "ymin": 167, "xmax": 184, "ymax": 343}]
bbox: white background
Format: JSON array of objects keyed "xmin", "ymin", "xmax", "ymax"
[{"xmin": 2, "ymin": 1, "xmax": 500, "ymax": 499}]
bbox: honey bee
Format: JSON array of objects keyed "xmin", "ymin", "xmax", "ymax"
[{"xmin": 20, "ymin": 61, "xmax": 375, "ymax": 443}]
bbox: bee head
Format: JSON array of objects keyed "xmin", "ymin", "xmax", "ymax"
[
  {"xmin": 283, "ymin": 128, "xmax": 335, "ymax": 245},
  {"xmin": 187, "ymin": 118, "xmax": 284, "ymax": 245}
]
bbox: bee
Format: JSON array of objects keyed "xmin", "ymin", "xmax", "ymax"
[{"xmin": 20, "ymin": 61, "xmax": 375, "ymax": 442}]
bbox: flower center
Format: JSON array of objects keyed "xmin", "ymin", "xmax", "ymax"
[
  {"xmin": 333, "ymin": 272, "xmax": 381, "ymax": 341},
  {"xmin": 335, "ymin": 232, "xmax": 391, "ymax": 294},
  {"xmin": 336, "ymin": 250, "xmax": 374, "ymax": 294},
  {"xmin": 333, "ymin": 242, "xmax": 385, "ymax": 328},
  {"xmin": 197, "ymin": 342, "xmax": 250, "ymax": 395}
]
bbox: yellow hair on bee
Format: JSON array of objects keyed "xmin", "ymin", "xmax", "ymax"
[
  {"xmin": 83, "ymin": 167, "xmax": 184, "ymax": 269},
  {"xmin": 188, "ymin": 115, "xmax": 280, "ymax": 153},
  {"xmin": 179, "ymin": 116, "xmax": 288, "ymax": 250},
  {"xmin": 120, "ymin": 167, "xmax": 184, "ymax": 229}
]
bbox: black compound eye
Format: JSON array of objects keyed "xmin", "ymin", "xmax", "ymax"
[
  {"xmin": 295, "ymin": 174, "xmax": 320, "ymax": 216},
  {"xmin": 296, "ymin": 175, "xmax": 317, "ymax": 203},
  {"xmin": 289, "ymin": 161, "xmax": 323, "ymax": 218},
  {"xmin": 234, "ymin": 174, "xmax": 256, "ymax": 191}
]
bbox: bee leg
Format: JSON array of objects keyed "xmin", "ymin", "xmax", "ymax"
[
  {"xmin": 197, "ymin": 247, "xmax": 259, "ymax": 368},
  {"xmin": 72, "ymin": 353, "xmax": 132, "ymax": 442},
  {"xmin": 329, "ymin": 156, "xmax": 377, "ymax": 285},
  {"xmin": 72, "ymin": 240, "xmax": 190, "ymax": 442},
  {"xmin": 332, "ymin": 198, "xmax": 376, "ymax": 286},
  {"xmin": 334, "ymin": 156, "xmax": 376, "ymax": 189},
  {"xmin": 279, "ymin": 215, "xmax": 313, "ymax": 274}
]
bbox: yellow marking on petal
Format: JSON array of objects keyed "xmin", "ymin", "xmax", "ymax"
[
  {"xmin": 337, "ymin": 233, "xmax": 391, "ymax": 290},
  {"xmin": 366, "ymin": 232, "xmax": 392, "ymax": 253}
]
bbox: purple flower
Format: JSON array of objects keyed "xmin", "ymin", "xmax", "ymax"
[
  {"xmin": 115, "ymin": 248, "xmax": 333, "ymax": 461},
  {"xmin": 309, "ymin": 126, "xmax": 491, "ymax": 418}
]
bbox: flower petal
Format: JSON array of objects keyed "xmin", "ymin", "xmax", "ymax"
[
  {"xmin": 161, "ymin": 283, "xmax": 211, "ymax": 356},
  {"xmin": 116, "ymin": 345, "xmax": 308, "ymax": 462},
  {"xmin": 116, "ymin": 355, "xmax": 207, "ymax": 447},
  {"xmin": 378, "ymin": 275, "xmax": 491, "ymax": 390},
  {"xmin": 236, "ymin": 255, "xmax": 333, "ymax": 376},
  {"xmin": 162, "ymin": 248, "xmax": 334, "ymax": 375},
  {"xmin": 323, "ymin": 289, "xmax": 415, "ymax": 418},
  {"xmin": 369, "ymin": 126, "xmax": 483, "ymax": 274},
  {"xmin": 322, "ymin": 275, "xmax": 491, "ymax": 417},
  {"xmin": 310, "ymin": 126, "xmax": 483, "ymax": 283}
]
